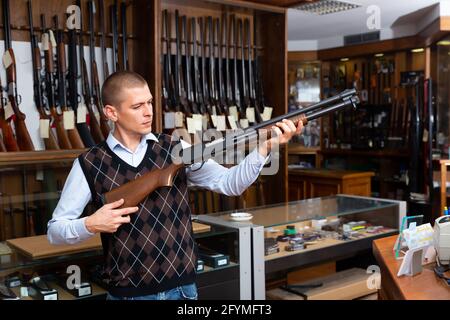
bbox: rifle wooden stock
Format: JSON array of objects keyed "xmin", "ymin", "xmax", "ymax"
[
  {"xmin": 0, "ymin": 130, "xmax": 6, "ymax": 151},
  {"xmin": 5, "ymin": 50, "xmax": 35, "ymax": 151},
  {"xmin": 102, "ymin": 90, "xmax": 359, "ymax": 208},
  {"xmin": 0, "ymin": 78, "xmax": 19, "ymax": 151},
  {"xmin": 103, "ymin": 162, "xmax": 184, "ymax": 208}
]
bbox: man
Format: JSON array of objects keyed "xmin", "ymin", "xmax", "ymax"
[{"xmin": 47, "ymin": 71, "xmax": 302, "ymax": 300}]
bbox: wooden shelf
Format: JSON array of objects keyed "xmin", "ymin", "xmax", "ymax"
[
  {"xmin": 288, "ymin": 145, "xmax": 320, "ymax": 155},
  {"xmin": 0, "ymin": 149, "xmax": 87, "ymax": 167},
  {"xmin": 319, "ymin": 149, "xmax": 410, "ymax": 158}
]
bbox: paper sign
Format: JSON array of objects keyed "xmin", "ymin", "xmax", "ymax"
[
  {"xmin": 216, "ymin": 115, "xmax": 227, "ymax": 131},
  {"xmin": 164, "ymin": 112, "xmax": 175, "ymax": 129},
  {"xmin": 211, "ymin": 115, "xmax": 218, "ymax": 128},
  {"xmin": 187, "ymin": 117, "xmax": 195, "ymax": 134},
  {"xmin": 39, "ymin": 119, "xmax": 50, "ymax": 139},
  {"xmin": 240, "ymin": 119, "xmax": 250, "ymax": 129},
  {"xmin": 49, "ymin": 30, "xmax": 57, "ymax": 48},
  {"xmin": 246, "ymin": 107, "xmax": 256, "ymax": 123},
  {"xmin": 192, "ymin": 114, "xmax": 203, "ymax": 132},
  {"xmin": 202, "ymin": 114, "xmax": 209, "ymax": 130},
  {"xmin": 4, "ymin": 101, "xmax": 14, "ymax": 120},
  {"xmin": 175, "ymin": 112, "xmax": 184, "ymax": 128},
  {"xmin": 2, "ymin": 50, "xmax": 12, "ymax": 69},
  {"xmin": 77, "ymin": 104, "xmax": 87, "ymax": 124},
  {"xmin": 63, "ymin": 110, "xmax": 75, "ymax": 130},
  {"xmin": 262, "ymin": 107, "xmax": 273, "ymax": 121},
  {"xmin": 41, "ymin": 33, "xmax": 49, "ymax": 51},
  {"xmin": 228, "ymin": 116, "xmax": 237, "ymax": 130},
  {"xmin": 229, "ymin": 106, "xmax": 239, "ymax": 122}
]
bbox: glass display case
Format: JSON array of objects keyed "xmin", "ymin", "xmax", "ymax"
[
  {"xmin": 205, "ymin": 194, "xmax": 406, "ymax": 299},
  {"xmin": 0, "ymin": 152, "xmax": 253, "ymax": 300}
]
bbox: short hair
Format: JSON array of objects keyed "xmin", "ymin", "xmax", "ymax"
[{"xmin": 101, "ymin": 71, "xmax": 148, "ymax": 107}]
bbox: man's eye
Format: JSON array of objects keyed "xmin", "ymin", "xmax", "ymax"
[{"xmin": 133, "ymin": 105, "xmax": 141, "ymax": 109}]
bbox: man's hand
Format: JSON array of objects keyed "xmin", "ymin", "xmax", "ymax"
[
  {"xmin": 258, "ymin": 119, "xmax": 303, "ymax": 157},
  {"xmin": 85, "ymin": 199, "xmax": 139, "ymax": 234}
]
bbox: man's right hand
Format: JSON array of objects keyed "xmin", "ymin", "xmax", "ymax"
[{"xmin": 85, "ymin": 199, "xmax": 139, "ymax": 234}]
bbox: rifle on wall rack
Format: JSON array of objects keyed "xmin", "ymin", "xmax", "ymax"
[
  {"xmin": 182, "ymin": 15, "xmax": 200, "ymax": 115},
  {"xmin": 110, "ymin": 1, "xmax": 119, "ymax": 72},
  {"xmin": 78, "ymin": 0, "xmax": 104, "ymax": 143},
  {"xmin": 42, "ymin": 14, "xmax": 73, "ymax": 150},
  {"xmin": 207, "ymin": 16, "xmax": 220, "ymax": 116},
  {"xmin": 0, "ymin": 75, "xmax": 18, "ymax": 151},
  {"xmin": 174, "ymin": 10, "xmax": 191, "ymax": 118},
  {"xmin": 3, "ymin": 0, "xmax": 35, "ymax": 151},
  {"xmin": 54, "ymin": 15, "xmax": 85, "ymax": 149},
  {"xmin": 89, "ymin": 0, "xmax": 111, "ymax": 138},
  {"xmin": 67, "ymin": 17, "xmax": 95, "ymax": 147},
  {"xmin": 231, "ymin": 15, "xmax": 244, "ymax": 125},
  {"xmin": 121, "ymin": 1, "xmax": 129, "ymax": 71},
  {"xmin": 99, "ymin": 0, "xmax": 109, "ymax": 80},
  {"xmin": 103, "ymin": 89, "xmax": 360, "ymax": 208},
  {"xmin": 191, "ymin": 17, "xmax": 208, "ymax": 122},
  {"xmin": 28, "ymin": 1, "xmax": 59, "ymax": 151}
]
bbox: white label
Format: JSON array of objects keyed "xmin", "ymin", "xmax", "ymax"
[
  {"xmin": 49, "ymin": 30, "xmax": 57, "ymax": 48},
  {"xmin": 197, "ymin": 264, "xmax": 203, "ymax": 272},
  {"xmin": 77, "ymin": 104, "xmax": 87, "ymax": 124},
  {"xmin": 212, "ymin": 105, "xmax": 217, "ymax": 115},
  {"xmin": 228, "ymin": 116, "xmax": 237, "ymax": 130},
  {"xmin": 217, "ymin": 115, "xmax": 227, "ymax": 131},
  {"xmin": 187, "ymin": 117, "xmax": 196, "ymax": 134},
  {"xmin": 41, "ymin": 33, "xmax": 50, "ymax": 51},
  {"xmin": 246, "ymin": 107, "xmax": 256, "ymax": 123},
  {"xmin": 20, "ymin": 287, "xmax": 29, "ymax": 298},
  {"xmin": 175, "ymin": 112, "xmax": 184, "ymax": 128},
  {"xmin": 217, "ymin": 259, "xmax": 228, "ymax": 266},
  {"xmin": 164, "ymin": 112, "xmax": 175, "ymax": 129},
  {"xmin": 39, "ymin": 119, "xmax": 50, "ymax": 139},
  {"xmin": 4, "ymin": 101, "xmax": 14, "ymax": 120},
  {"xmin": 202, "ymin": 115, "xmax": 209, "ymax": 130},
  {"xmin": 262, "ymin": 107, "xmax": 273, "ymax": 121},
  {"xmin": 63, "ymin": 110, "xmax": 75, "ymax": 130},
  {"xmin": 36, "ymin": 169, "xmax": 44, "ymax": 181},
  {"xmin": 240, "ymin": 119, "xmax": 250, "ymax": 129},
  {"xmin": 229, "ymin": 106, "xmax": 239, "ymax": 122},
  {"xmin": 2, "ymin": 50, "xmax": 12, "ymax": 69},
  {"xmin": 192, "ymin": 114, "xmax": 203, "ymax": 132},
  {"xmin": 44, "ymin": 293, "xmax": 58, "ymax": 300},
  {"xmin": 211, "ymin": 115, "xmax": 218, "ymax": 128},
  {"xmin": 78, "ymin": 286, "xmax": 91, "ymax": 297}
]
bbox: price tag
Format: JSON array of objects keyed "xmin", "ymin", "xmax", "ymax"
[
  {"xmin": 164, "ymin": 112, "xmax": 175, "ymax": 129},
  {"xmin": 77, "ymin": 286, "xmax": 92, "ymax": 297},
  {"xmin": 262, "ymin": 107, "xmax": 273, "ymax": 121},
  {"xmin": 192, "ymin": 114, "xmax": 203, "ymax": 131},
  {"xmin": 211, "ymin": 105, "xmax": 217, "ymax": 115},
  {"xmin": 49, "ymin": 30, "xmax": 57, "ymax": 48},
  {"xmin": 211, "ymin": 115, "xmax": 218, "ymax": 128},
  {"xmin": 77, "ymin": 104, "xmax": 87, "ymax": 123},
  {"xmin": 20, "ymin": 287, "xmax": 29, "ymax": 298},
  {"xmin": 39, "ymin": 119, "xmax": 50, "ymax": 139},
  {"xmin": 228, "ymin": 116, "xmax": 237, "ymax": 130},
  {"xmin": 246, "ymin": 107, "xmax": 256, "ymax": 123},
  {"xmin": 175, "ymin": 112, "xmax": 184, "ymax": 128},
  {"xmin": 217, "ymin": 115, "xmax": 227, "ymax": 131},
  {"xmin": 202, "ymin": 115, "xmax": 209, "ymax": 130},
  {"xmin": 187, "ymin": 117, "xmax": 196, "ymax": 134},
  {"xmin": 41, "ymin": 33, "xmax": 49, "ymax": 51},
  {"xmin": 63, "ymin": 110, "xmax": 75, "ymax": 130},
  {"xmin": 4, "ymin": 101, "xmax": 14, "ymax": 120},
  {"xmin": 2, "ymin": 50, "xmax": 12, "ymax": 69},
  {"xmin": 240, "ymin": 119, "xmax": 250, "ymax": 129},
  {"xmin": 229, "ymin": 106, "xmax": 239, "ymax": 122}
]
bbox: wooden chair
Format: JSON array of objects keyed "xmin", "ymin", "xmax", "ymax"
[{"xmin": 440, "ymin": 160, "xmax": 450, "ymax": 216}]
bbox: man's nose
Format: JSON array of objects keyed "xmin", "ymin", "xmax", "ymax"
[{"xmin": 144, "ymin": 102, "xmax": 153, "ymax": 116}]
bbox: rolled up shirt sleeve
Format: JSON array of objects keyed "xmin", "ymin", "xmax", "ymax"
[{"xmin": 47, "ymin": 158, "xmax": 95, "ymax": 245}]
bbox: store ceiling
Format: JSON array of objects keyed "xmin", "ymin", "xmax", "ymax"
[{"xmin": 287, "ymin": 0, "xmax": 448, "ymax": 49}]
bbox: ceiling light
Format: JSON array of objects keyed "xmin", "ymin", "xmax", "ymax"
[
  {"xmin": 437, "ymin": 40, "xmax": 450, "ymax": 46},
  {"xmin": 340, "ymin": 58, "xmax": 349, "ymax": 62},
  {"xmin": 374, "ymin": 53, "xmax": 384, "ymax": 57},
  {"xmin": 411, "ymin": 48, "xmax": 424, "ymax": 53},
  {"xmin": 294, "ymin": 0, "xmax": 361, "ymax": 15}
]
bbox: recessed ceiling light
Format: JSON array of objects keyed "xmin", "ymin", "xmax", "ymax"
[
  {"xmin": 340, "ymin": 58, "xmax": 349, "ymax": 62},
  {"xmin": 437, "ymin": 40, "xmax": 450, "ymax": 46},
  {"xmin": 374, "ymin": 53, "xmax": 384, "ymax": 57},
  {"xmin": 411, "ymin": 48, "xmax": 424, "ymax": 53},
  {"xmin": 294, "ymin": 0, "xmax": 361, "ymax": 15}
]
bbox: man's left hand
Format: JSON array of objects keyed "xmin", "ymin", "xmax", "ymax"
[{"xmin": 258, "ymin": 119, "xmax": 303, "ymax": 157}]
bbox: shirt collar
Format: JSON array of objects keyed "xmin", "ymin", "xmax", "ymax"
[{"xmin": 106, "ymin": 132, "xmax": 159, "ymax": 153}]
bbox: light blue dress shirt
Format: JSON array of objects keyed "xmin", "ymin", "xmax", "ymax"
[{"xmin": 47, "ymin": 132, "xmax": 270, "ymax": 245}]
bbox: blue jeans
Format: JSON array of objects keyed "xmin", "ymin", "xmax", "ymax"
[{"xmin": 106, "ymin": 283, "xmax": 198, "ymax": 300}]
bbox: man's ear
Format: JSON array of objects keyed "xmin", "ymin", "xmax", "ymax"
[{"xmin": 104, "ymin": 104, "xmax": 118, "ymax": 122}]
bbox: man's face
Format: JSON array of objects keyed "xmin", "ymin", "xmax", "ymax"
[{"xmin": 114, "ymin": 85, "xmax": 153, "ymax": 135}]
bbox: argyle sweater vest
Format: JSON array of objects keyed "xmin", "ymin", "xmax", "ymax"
[{"xmin": 78, "ymin": 133, "xmax": 197, "ymax": 297}]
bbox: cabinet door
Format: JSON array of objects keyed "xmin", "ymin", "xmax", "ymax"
[{"xmin": 309, "ymin": 179, "xmax": 340, "ymax": 198}]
